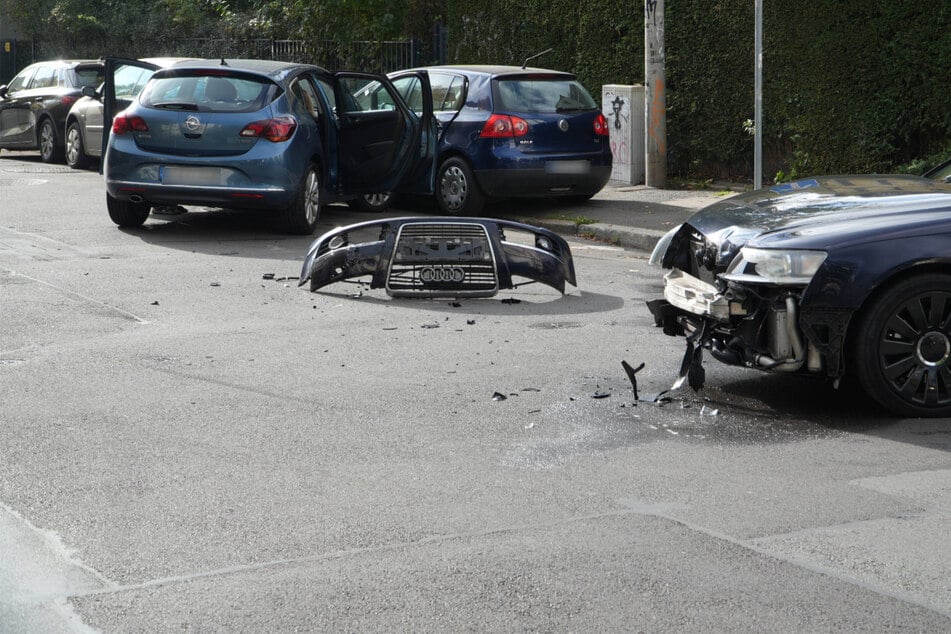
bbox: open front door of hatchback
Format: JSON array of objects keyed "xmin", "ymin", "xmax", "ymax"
[
  {"xmin": 99, "ymin": 57, "xmax": 161, "ymax": 173},
  {"xmin": 332, "ymin": 71, "xmax": 435, "ymax": 197}
]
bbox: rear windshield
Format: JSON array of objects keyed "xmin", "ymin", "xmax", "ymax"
[
  {"xmin": 139, "ymin": 72, "xmax": 276, "ymax": 113},
  {"xmin": 495, "ymin": 78, "xmax": 597, "ymax": 114}
]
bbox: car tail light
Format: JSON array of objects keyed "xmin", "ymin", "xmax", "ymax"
[
  {"xmin": 61, "ymin": 96, "xmax": 78, "ymax": 109},
  {"xmin": 593, "ymin": 113, "xmax": 609, "ymax": 136},
  {"xmin": 112, "ymin": 113, "xmax": 149, "ymax": 135},
  {"xmin": 240, "ymin": 116, "xmax": 297, "ymax": 142},
  {"xmin": 480, "ymin": 114, "xmax": 529, "ymax": 138}
]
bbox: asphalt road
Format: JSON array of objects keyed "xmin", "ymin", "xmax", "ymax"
[{"xmin": 1, "ymin": 152, "xmax": 949, "ymax": 632}]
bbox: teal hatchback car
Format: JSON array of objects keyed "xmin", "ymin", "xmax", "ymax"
[{"xmin": 101, "ymin": 58, "xmax": 435, "ymax": 234}]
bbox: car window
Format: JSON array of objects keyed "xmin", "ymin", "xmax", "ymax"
[
  {"xmin": 30, "ymin": 65, "xmax": 57, "ymax": 89},
  {"xmin": 392, "ymin": 76, "xmax": 422, "ymax": 113},
  {"xmin": 495, "ymin": 78, "xmax": 597, "ymax": 114},
  {"xmin": 6, "ymin": 67, "xmax": 36, "ymax": 93},
  {"xmin": 342, "ymin": 78, "xmax": 397, "ymax": 113},
  {"xmin": 140, "ymin": 72, "xmax": 274, "ymax": 113},
  {"xmin": 113, "ymin": 65, "xmax": 153, "ymax": 100},
  {"xmin": 430, "ymin": 72, "xmax": 465, "ymax": 112},
  {"xmin": 290, "ymin": 77, "xmax": 324, "ymax": 121},
  {"xmin": 75, "ymin": 66, "xmax": 104, "ymax": 88}
]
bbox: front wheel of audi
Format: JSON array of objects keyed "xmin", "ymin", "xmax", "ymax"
[{"xmin": 853, "ymin": 273, "xmax": 951, "ymax": 417}]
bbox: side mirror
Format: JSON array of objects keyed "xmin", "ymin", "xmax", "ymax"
[
  {"xmin": 0, "ymin": 85, "xmax": 8, "ymax": 98},
  {"xmin": 82, "ymin": 85, "xmax": 98, "ymax": 99}
]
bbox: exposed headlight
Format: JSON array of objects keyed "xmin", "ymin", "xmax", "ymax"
[
  {"xmin": 723, "ymin": 248, "xmax": 827, "ymax": 285},
  {"xmin": 649, "ymin": 224, "xmax": 682, "ymax": 267}
]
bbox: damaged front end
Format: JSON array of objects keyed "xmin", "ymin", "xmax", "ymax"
[
  {"xmin": 299, "ymin": 217, "xmax": 576, "ymax": 298},
  {"xmin": 647, "ymin": 223, "xmax": 832, "ymax": 388}
]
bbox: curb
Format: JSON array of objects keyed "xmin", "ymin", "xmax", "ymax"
[{"xmin": 514, "ymin": 217, "xmax": 667, "ymax": 253}]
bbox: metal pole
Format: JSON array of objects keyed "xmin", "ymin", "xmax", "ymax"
[
  {"xmin": 754, "ymin": 0, "xmax": 763, "ymax": 189},
  {"xmin": 645, "ymin": 0, "xmax": 666, "ymax": 188}
]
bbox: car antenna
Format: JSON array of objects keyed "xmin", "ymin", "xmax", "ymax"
[
  {"xmin": 521, "ymin": 48, "xmax": 553, "ymax": 69},
  {"xmin": 220, "ymin": 59, "xmax": 229, "ymax": 66}
]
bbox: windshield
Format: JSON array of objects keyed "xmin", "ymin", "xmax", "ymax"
[{"xmin": 495, "ymin": 78, "xmax": 597, "ymax": 114}]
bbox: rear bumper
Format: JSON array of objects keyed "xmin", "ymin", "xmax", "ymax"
[
  {"xmin": 105, "ymin": 179, "xmax": 296, "ymax": 209},
  {"xmin": 104, "ymin": 137, "xmax": 301, "ymax": 209},
  {"xmin": 475, "ymin": 164, "xmax": 612, "ymax": 198}
]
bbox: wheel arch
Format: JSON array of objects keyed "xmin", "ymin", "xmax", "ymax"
[
  {"xmin": 35, "ymin": 113, "xmax": 60, "ymax": 145},
  {"xmin": 844, "ymin": 261, "xmax": 951, "ymax": 363}
]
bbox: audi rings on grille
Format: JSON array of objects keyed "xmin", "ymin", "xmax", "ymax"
[{"xmin": 419, "ymin": 266, "xmax": 466, "ymax": 284}]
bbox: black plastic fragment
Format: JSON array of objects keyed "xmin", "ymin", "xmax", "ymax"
[
  {"xmin": 492, "ymin": 392, "xmax": 508, "ymax": 401},
  {"xmin": 621, "ymin": 360, "xmax": 645, "ymax": 400},
  {"xmin": 501, "ymin": 298, "xmax": 522, "ymax": 304}
]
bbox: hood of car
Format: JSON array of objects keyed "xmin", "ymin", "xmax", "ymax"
[{"xmin": 682, "ymin": 174, "xmax": 951, "ymax": 268}]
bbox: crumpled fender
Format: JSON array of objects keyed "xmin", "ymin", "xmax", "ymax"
[{"xmin": 299, "ymin": 216, "xmax": 576, "ymax": 297}]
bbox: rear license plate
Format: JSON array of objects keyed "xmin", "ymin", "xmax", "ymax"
[
  {"xmin": 161, "ymin": 166, "xmax": 224, "ymax": 186},
  {"xmin": 545, "ymin": 160, "xmax": 590, "ymax": 175}
]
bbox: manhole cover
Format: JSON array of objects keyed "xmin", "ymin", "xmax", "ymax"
[
  {"xmin": 0, "ymin": 178, "xmax": 49, "ymax": 187},
  {"xmin": 528, "ymin": 321, "xmax": 585, "ymax": 330}
]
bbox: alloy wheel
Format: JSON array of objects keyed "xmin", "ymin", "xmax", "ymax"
[{"xmin": 877, "ymin": 289, "xmax": 951, "ymax": 407}]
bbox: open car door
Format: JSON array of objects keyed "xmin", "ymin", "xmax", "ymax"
[
  {"xmin": 99, "ymin": 57, "xmax": 161, "ymax": 173},
  {"xmin": 332, "ymin": 72, "xmax": 435, "ymax": 196}
]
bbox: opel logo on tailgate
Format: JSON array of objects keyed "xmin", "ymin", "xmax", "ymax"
[
  {"xmin": 184, "ymin": 115, "xmax": 202, "ymax": 132},
  {"xmin": 558, "ymin": 119, "xmax": 569, "ymax": 132},
  {"xmin": 419, "ymin": 266, "xmax": 465, "ymax": 284}
]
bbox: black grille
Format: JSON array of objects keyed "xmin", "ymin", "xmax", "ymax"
[{"xmin": 386, "ymin": 223, "xmax": 498, "ymax": 296}]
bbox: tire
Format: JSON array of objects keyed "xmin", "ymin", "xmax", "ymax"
[
  {"xmin": 347, "ymin": 192, "xmax": 392, "ymax": 213},
  {"xmin": 853, "ymin": 273, "xmax": 951, "ymax": 417},
  {"xmin": 106, "ymin": 193, "xmax": 150, "ymax": 228},
  {"xmin": 65, "ymin": 122, "xmax": 89, "ymax": 170},
  {"xmin": 38, "ymin": 118, "xmax": 64, "ymax": 163},
  {"xmin": 435, "ymin": 157, "xmax": 485, "ymax": 215},
  {"xmin": 282, "ymin": 162, "xmax": 322, "ymax": 234}
]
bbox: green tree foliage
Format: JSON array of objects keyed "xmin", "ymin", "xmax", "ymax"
[{"xmin": 3, "ymin": 0, "xmax": 945, "ymax": 177}]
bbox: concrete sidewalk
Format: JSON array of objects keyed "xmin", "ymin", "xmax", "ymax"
[{"xmin": 504, "ymin": 181, "xmax": 734, "ymax": 252}]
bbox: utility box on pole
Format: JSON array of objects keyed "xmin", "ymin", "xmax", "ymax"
[{"xmin": 602, "ymin": 84, "xmax": 645, "ymax": 185}]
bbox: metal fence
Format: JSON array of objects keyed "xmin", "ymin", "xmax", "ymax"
[{"xmin": 11, "ymin": 37, "xmax": 422, "ymax": 75}]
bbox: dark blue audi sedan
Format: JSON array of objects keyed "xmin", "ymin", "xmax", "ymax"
[
  {"xmin": 647, "ymin": 161, "xmax": 951, "ymax": 417},
  {"xmin": 100, "ymin": 58, "xmax": 435, "ymax": 234},
  {"xmin": 354, "ymin": 65, "xmax": 612, "ymax": 215}
]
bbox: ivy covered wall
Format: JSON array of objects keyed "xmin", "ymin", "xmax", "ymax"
[{"xmin": 447, "ymin": 1, "xmax": 950, "ymax": 180}]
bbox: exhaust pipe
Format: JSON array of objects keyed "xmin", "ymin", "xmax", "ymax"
[{"xmin": 129, "ymin": 194, "xmax": 145, "ymax": 203}]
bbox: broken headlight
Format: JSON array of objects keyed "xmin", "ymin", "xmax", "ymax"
[{"xmin": 722, "ymin": 248, "xmax": 827, "ymax": 285}]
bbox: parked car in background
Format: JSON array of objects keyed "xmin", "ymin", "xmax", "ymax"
[
  {"xmin": 647, "ymin": 162, "xmax": 951, "ymax": 417},
  {"xmin": 65, "ymin": 58, "xmax": 197, "ymax": 169},
  {"xmin": 353, "ymin": 65, "xmax": 612, "ymax": 215},
  {"xmin": 0, "ymin": 59, "xmax": 103, "ymax": 163},
  {"xmin": 101, "ymin": 58, "xmax": 435, "ymax": 234}
]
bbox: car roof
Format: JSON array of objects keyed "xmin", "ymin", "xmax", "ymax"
[
  {"xmin": 163, "ymin": 58, "xmax": 326, "ymax": 79},
  {"xmin": 409, "ymin": 64, "xmax": 576, "ymax": 79},
  {"xmin": 138, "ymin": 57, "xmax": 202, "ymax": 68},
  {"xmin": 24, "ymin": 59, "xmax": 102, "ymax": 69}
]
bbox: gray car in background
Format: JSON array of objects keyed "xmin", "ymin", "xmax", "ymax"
[
  {"xmin": 0, "ymin": 59, "xmax": 103, "ymax": 163},
  {"xmin": 65, "ymin": 58, "xmax": 196, "ymax": 169}
]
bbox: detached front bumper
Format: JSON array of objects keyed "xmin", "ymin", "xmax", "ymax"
[{"xmin": 299, "ymin": 217, "xmax": 577, "ymax": 298}]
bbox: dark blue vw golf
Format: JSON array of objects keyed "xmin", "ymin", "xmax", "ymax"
[{"xmin": 356, "ymin": 65, "xmax": 612, "ymax": 215}]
